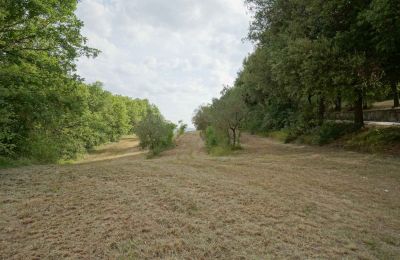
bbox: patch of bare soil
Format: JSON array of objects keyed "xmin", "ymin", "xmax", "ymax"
[{"xmin": 1, "ymin": 132, "xmax": 400, "ymax": 259}]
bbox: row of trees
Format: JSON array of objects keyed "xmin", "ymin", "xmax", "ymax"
[
  {"xmin": 1, "ymin": 77, "xmax": 158, "ymax": 162},
  {"xmin": 0, "ymin": 0, "xmax": 165, "ymax": 163},
  {"xmin": 193, "ymin": 86, "xmax": 247, "ymax": 149},
  {"xmin": 193, "ymin": 0, "xmax": 400, "ymax": 147}
]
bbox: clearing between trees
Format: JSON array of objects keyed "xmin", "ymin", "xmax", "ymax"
[{"xmin": 1, "ymin": 132, "xmax": 399, "ymax": 259}]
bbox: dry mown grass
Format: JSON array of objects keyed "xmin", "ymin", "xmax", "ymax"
[{"xmin": 1, "ymin": 132, "xmax": 400, "ymax": 259}]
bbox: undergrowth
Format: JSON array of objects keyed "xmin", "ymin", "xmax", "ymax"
[
  {"xmin": 0, "ymin": 156, "xmax": 33, "ymax": 169},
  {"xmin": 203, "ymin": 126, "xmax": 241, "ymax": 156},
  {"xmin": 345, "ymin": 127, "xmax": 400, "ymax": 153},
  {"xmin": 266, "ymin": 122, "xmax": 400, "ymax": 156}
]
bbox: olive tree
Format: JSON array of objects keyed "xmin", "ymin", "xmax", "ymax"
[{"xmin": 135, "ymin": 111, "xmax": 176, "ymax": 156}]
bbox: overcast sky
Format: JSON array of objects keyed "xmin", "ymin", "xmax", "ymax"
[{"xmin": 76, "ymin": 0, "xmax": 253, "ymax": 126}]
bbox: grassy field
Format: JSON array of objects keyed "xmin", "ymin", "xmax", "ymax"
[{"xmin": 1, "ymin": 132, "xmax": 400, "ymax": 259}]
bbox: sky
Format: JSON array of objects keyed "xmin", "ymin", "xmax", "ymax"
[{"xmin": 76, "ymin": 0, "xmax": 253, "ymax": 127}]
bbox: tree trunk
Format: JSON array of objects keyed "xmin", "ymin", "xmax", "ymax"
[
  {"xmin": 226, "ymin": 130, "xmax": 231, "ymax": 146},
  {"xmin": 335, "ymin": 93, "xmax": 342, "ymax": 112},
  {"xmin": 363, "ymin": 95, "xmax": 368, "ymax": 109},
  {"xmin": 391, "ymin": 81, "xmax": 399, "ymax": 107},
  {"xmin": 308, "ymin": 94, "xmax": 312, "ymax": 105},
  {"xmin": 231, "ymin": 128, "xmax": 236, "ymax": 147},
  {"xmin": 317, "ymin": 96, "xmax": 325, "ymax": 125},
  {"xmin": 354, "ymin": 89, "xmax": 364, "ymax": 128}
]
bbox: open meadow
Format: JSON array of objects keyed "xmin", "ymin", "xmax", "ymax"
[{"xmin": 1, "ymin": 132, "xmax": 400, "ymax": 259}]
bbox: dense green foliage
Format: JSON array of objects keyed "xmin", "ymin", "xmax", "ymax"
[
  {"xmin": 135, "ymin": 111, "xmax": 176, "ymax": 156},
  {"xmin": 0, "ymin": 0, "xmax": 165, "ymax": 164},
  {"xmin": 194, "ymin": 0, "xmax": 400, "ymax": 149}
]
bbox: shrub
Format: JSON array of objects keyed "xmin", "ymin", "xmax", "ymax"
[
  {"xmin": 267, "ymin": 130, "xmax": 290, "ymax": 142},
  {"xmin": 21, "ymin": 130, "xmax": 87, "ymax": 163},
  {"xmin": 204, "ymin": 126, "xmax": 218, "ymax": 149},
  {"xmin": 346, "ymin": 127, "xmax": 400, "ymax": 153},
  {"xmin": 177, "ymin": 121, "xmax": 187, "ymax": 136},
  {"xmin": 0, "ymin": 156, "xmax": 32, "ymax": 169},
  {"xmin": 24, "ymin": 132, "xmax": 63, "ymax": 163},
  {"xmin": 135, "ymin": 112, "xmax": 176, "ymax": 156},
  {"xmin": 315, "ymin": 122, "xmax": 358, "ymax": 145},
  {"xmin": 203, "ymin": 126, "xmax": 235, "ymax": 156},
  {"xmin": 285, "ymin": 126, "xmax": 307, "ymax": 143},
  {"xmin": 204, "ymin": 126, "xmax": 230, "ymax": 148},
  {"xmin": 285, "ymin": 122, "xmax": 358, "ymax": 145}
]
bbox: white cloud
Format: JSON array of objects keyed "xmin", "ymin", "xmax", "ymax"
[{"xmin": 76, "ymin": 0, "xmax": 253, "ymax": 127}]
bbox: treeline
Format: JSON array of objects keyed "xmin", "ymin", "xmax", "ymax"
[
  {"xmin": 0, "ymin": 1, "xmax": 164, "ymax": 163},
  {"xmin": 193, "ymin": 0, "xmax": 400, "ymax": 150}
]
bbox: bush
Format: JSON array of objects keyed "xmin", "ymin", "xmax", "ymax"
[
  {"xmin": 266, "ymin": 130, "xmax": 290, "ymax": 142},
  {"xmin": 204, "ymin": 126, "xmax": 230, "ymax": 148},
  {"xmin": 21, "ymin": 130, "xmax": 87, "ymax": 163},
  {"xmin": 177, "ymin": 121, "xmax": 187, "ymax": 136},
  {"xmin": 285, "ymin": 122, "xmax": 358, "ymax": 145},
  {"xmin": 346, "ymin": 127, "xmax": 400, "ymax": 153},
  {"xmin": 205, "ymin": 126, "xmax": 218, "ymax": 149},
  {"xmin": 203, "ymin": 126, "xmax": 235, "ymax": 156},
  {"xmin": 285, "ymin": 126, "xmax": 307, "ymax": 143},
  {"xmin": 135, "ymin": 112, "xmax": 176, "ymax": 156},
  {"xmin": 315, "ymin": 122, "xmax": 358, "ymax": 145},
  {"xmin": 22, "ymin": 132, "xmax": 62, "ymax": 163},
  {"xmin": 0, "ymin": 156, "xmax": 31, "ymax": 169}
]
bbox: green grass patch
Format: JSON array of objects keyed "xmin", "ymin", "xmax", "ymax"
[
  {"xmin": 0, "ymin": 156, "xmax": 32, "ymax": 169},
  {"xmin": 209, "ymin": 146, "xmax": 234, "ymax": 156},
  {"xmin": 266, "ymin": 130, "xmax": 290, "ymax": 142}
]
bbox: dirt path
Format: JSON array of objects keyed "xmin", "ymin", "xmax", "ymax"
[{"xmin": 1, "ymin": 132, "xmax": 400, "ymax": 259}]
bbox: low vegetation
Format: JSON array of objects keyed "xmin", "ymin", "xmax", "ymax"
[
  {"xmin": 286, "ymin": 122, "xmax": 359, "ymax": 145},
  {"xmin": 266, "ymin": 123, "xmax": 400, "ymax": 156},
  {"xmin": 345, "ymin": 127, "xmax": 400, "ymax": 154},
  {"xmin": 177, "ymin": 120, "xmax": 188, "ymax": 137}
]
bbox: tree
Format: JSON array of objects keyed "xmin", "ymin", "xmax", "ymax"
[
  {"xmin": 361, "ymin": 0, "xmax": 400, "ymax": 107},
  {"xmin": 242, "ymin": 0, "xmax": 381, "ymax": 128},
  {"xmin": 192, "ymin": 105, "xmax": 212, "ymax": 131},
  {"xmin": 0, "ymin": 1, "xmax": 171, "ymax": 164},
  {"xmin": 213, "ymin": 86, "xmax": 247, "ymax": 147},
  {"xmin": 0, "ymin": 0, "xmax": 99, "ymax": 161},
  {"xmin": 177, "ymin": 120, "xmax": 188, "ymax": 136},
  {"xmin": 0, "ymin": 0, "xmax": 99, "ymax": 73},
  {"xmin": 135, "ymin": 110, "xmax": 176, "ymax": 156},
  {"xmin": 194, "ymin": 86, "xmax": 247, "ymax": 148}
]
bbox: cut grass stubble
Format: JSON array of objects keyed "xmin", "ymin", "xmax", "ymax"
[{"xmin": 1, "ymin": 132, "xmax": 400, "ymax": 258}]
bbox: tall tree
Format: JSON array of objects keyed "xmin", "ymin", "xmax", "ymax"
[
  {"xmin": 0, "ymin": 0, "xmax": 98, "ymax": 72},
  {"xmin": 361, "ymin": 0, "xmax": 400, "ymax": 107}
]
